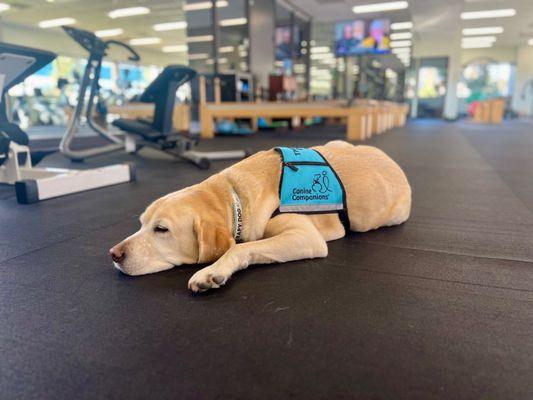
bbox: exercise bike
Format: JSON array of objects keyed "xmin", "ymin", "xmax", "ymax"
[
  {"xmin": 62, "ymin": 26, "xmax": 248, "ymax": 169},
  {"xmin": 0, "ymin": 42, "xmax": 134, "ymax": 204}
]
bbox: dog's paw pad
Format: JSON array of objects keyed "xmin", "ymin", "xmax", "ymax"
[{"xmin": 188, "ymin": 270, "xmax": 228, "ymax": 293}]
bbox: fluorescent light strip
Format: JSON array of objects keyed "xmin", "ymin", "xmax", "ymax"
[
  {"xmin": 153, "ymin": 21, "xmax": 187, "ymax": 31},
  {"xmin": 461, "ymin": 36, "xmax": 497, "ymax": 45},
  {"xmin": 390, "ymin": 32, "xmax": 412, "ymax": 40},
  {"xmin": 219, "ymin": 17, "xmax": 247, "ymax": 26},
  {"xmin": 38, "ymin": 17, "xmax": 76, "ymax": 28},
  {"xmin": 390, "ymin": 40, "xmax": 411, "ymax": 48},
  {"xmin": 0, "ymin": 3, "xmax": 10, "ymax": 12},
  {"xmin": 392, "ymin": 49, "xmax": 411, "ymax": 55},
  {"xmin": 310, "ymin": 46, "xmax": 330, "ymax": 54},
  {"xmin": 129, "ymin": 37, "xmax": 161, "ymax": 46},
  {"xmin": 218, "ymin": 57, "xmax": 228, "ymax": 64},
  {"xmin": 186, "ymin": 35, "xmax": 214, "ymax": 43},
  {"xmin": 95, "ymin": 28, "xmax": 124, "ymax": 38},
  {"xmin": 391, "ymin": 21, "xmax": 412, "ymax": 30},
  {"xmin": 219, "ymin": 46, "xmax": 234, "ymax": 53},
  {"xmin": 189, "ymin": 53, "xmax": 209, "ymax": 60},
  {"xmin": 162, "ymin": 45, "xmax": 188, "ymax": 53},
  {"xmin": 461, "ymin": 42, "xmax": 493, "ymax": 49},
  {"xmin": 460, "ymin": 9, "xmax": 516, "ymax": 20},
  {"xmin": 108, "ymin": 7, "xmax": 150, "ymax": 19},
  {"xmin": 462, "ymin": 26, "xmax": 503, "ymax": 35},
  {"xmin": 529, "ymin": 39, "xmax": 533, "ymax": 46},
  {"xmin": 352, "ymin": 1, "xmax": 408, "ymax": 14},
  {"xmin": 183, "ymin": 1, "xmax": 228, "ymax": 11}
]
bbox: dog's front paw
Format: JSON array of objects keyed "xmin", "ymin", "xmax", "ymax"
[{"xmin": 188, "ymin": 267, "xmax": 229, "ymax": 293}]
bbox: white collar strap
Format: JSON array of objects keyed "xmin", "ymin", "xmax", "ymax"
[{"xmin": 230, "ymin": 189, "xmax": 243, "ymax": 243}]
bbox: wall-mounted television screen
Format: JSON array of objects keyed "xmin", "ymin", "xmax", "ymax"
[
  {"xmin": 335, "ymin": 19, "xmax": 391, "ymax": 56},
  {"xmin": 275, "ymin": 26, "xmax": 301, "ymax": 60}
]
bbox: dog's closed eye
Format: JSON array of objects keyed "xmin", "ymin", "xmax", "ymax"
[{"xmin": 154, "ymin": 226, "xmax": 169, "ymax": 233}]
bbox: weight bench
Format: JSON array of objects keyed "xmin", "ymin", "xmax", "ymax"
[{"xmin": 112, "ymin": 65, "xmax": 248, "ymax": 169}]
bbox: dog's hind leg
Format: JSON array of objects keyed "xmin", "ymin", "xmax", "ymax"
[{"xmin": 188, "ymin": 214, "xmax": 328, "ymax": 292}]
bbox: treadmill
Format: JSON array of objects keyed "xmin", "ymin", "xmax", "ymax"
[{"xmin": 0, "ymin": 42, "xmax": 134, "ymax": 204}]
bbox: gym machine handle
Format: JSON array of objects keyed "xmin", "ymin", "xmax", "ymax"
[{"xmin": 105, "ymin": 40, "xmax": 141, "ymax": 62}]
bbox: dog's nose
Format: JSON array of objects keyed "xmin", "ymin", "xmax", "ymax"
[{"xmin": 109, "ymin": 245, "xmax": 126, "ymax": 264}]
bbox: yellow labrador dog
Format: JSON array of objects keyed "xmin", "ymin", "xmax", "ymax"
[{"xmin": 110, "ymin": 141, "xmax": 411, "ymax": 292}]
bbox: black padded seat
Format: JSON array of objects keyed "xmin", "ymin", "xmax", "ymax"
[
  {"xmin": 112, "ymin": 65, "xmax": 196, "ymax": 138},
  {"xmin": 112, "ymin": 118, "xmax": 163, "ymax": 142}
]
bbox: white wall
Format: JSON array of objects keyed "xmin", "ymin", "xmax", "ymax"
[
  {"xmin": 413, "ymin": 34, "xmax": 461, "ymax": 119},
  {"xmin": 512, "ymin": 46, "xmax": 533, "ymax": 116},
  {"xmin": 461, "ymin": 47, "xmax": 517, "ymax": 65},
  {"xmin": 414, "ymin": 36, "xmax": 533, "ymax": 118}
]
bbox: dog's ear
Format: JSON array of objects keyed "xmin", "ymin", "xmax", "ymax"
[{"xmin": 194, "ymin": 218, "xmax": 234, "ymax": 263}]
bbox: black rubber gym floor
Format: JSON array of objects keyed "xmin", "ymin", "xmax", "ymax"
[{"xmin": 1, "ymin": 120, "xmax": 533, "ymax": 399}]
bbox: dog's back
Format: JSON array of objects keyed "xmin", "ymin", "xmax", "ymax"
[{"xmin": 315, "ymin": 141, "xmax": 411, "ymax": 232}]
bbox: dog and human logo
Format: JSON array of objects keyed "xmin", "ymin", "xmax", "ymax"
[
  {"xmin": 276, "ymin": 147, "xmax": 345, "ymax": 213},
  {"xmin": 291, "ymin": 171, "xmax": 333, "ymax": 202}
]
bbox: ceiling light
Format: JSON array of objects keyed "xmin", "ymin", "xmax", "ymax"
[
  {"xmin": 310, "ymin": 46, "xmax": 330, "ymax": 54},
  {"xmin": 461, "ymin": 36, "xmax": 497, "ymax": 44},
  {"xmin": 183, "ymin": 1, "xmax": 228, "ymax": 11},
  {"xmin": 129, "ymin": 37, "xmax": 161, "ymax": 46},
  {"xmin": 38, "ymin": 17, "xmax": 76, "ymax": 28},
  {"xmin": 218, "ymin": 57, "xmax": 228, "ymax": 64},
  {"xmin": 529, "ymin": 39, "xmax": 533, "ymax": 46},
  {"xmin": 390, "ymin": 40, "xmax": 411, "ymax": 48},
  {"xmin": 461, "ymin": 42, "xmax": 493, "ymax": 49},
  {"xmin": 391, "ymin": 21, "xmax": 412, "ymax": 30},
  {"xmin": 392, "ymin": 46, "xmax": 410, "ymax": 51},
  {"xmin": 108, "ymin": 7, "xmax": 150, "ymax": 19},
  {"xmin": 460, "ymin": 9, "xmax": 516, "ymax": 20},
  {"xmin": 462, "ymin": 26, "xmax": 503, "ymax": 35},
  {"xmin": 206, "ymin": 59, "xmax": 214, "ymax": 65},
  {"xmin": 219, "ymin": 46, "xmax": 234, "ymax": 53},
  {"xmin": 153, "ymin": 21, "xmax": 187, "ymax": 31},
  {"xmin": 0, "ymin": 3, "xmax": 10, "ymax": 12},
  {"xmin": 392, "ymin": 47, "xmax": 411, "ymax": 53},
  {"xmin": 186, "ymin": 35, "xmax": 214, "ymax": 43},
  {"xmin": 239, "ymin": 50, "xmax": 247, "ymax": 57},
  {"xmin": 95, "ymin": 28, "xmax": 124, "ymax": 38},
  {"xmin": 390, "ymin": 32, "xmax": 412, "ymax": 40},
  {"xmin": 189, "ymin": 53, "xmax": 209, "ymax": 60},
  {"xmin": 162, "ymin": 45, "xmax": 188, "ymax": 53},
  {"xmin": 352, "ymin": 1, "xmax": 408, "ymax": 14},
  {"xmin": 219, "ymin": 17, "xmax": 247, "ymax": 26}
]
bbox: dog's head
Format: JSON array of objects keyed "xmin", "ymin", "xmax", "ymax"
[{"xmin": 109, "ymin": 189, "xmax": 233, "ymax": 275}]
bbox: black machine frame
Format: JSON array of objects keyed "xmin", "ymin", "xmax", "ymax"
[{"xmin": 62, "ymin": 26, "xmax": 248, "ymax": 169}]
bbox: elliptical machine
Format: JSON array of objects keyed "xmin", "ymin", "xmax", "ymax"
[{"xmin": 61, "ymin": 26, "xmax": 248, "ymax": 169}]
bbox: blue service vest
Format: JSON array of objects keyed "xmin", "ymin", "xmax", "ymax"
[{"xmin": 275, "ymin": 147, "xmax": 349, "ymax": 227}]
